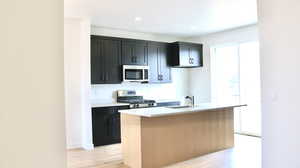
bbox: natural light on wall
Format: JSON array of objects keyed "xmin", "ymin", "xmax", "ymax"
[{"xmin": 211, "ymin": 41, "xmax": 261, "ymax": 136}]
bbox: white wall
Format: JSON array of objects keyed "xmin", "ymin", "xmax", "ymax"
[
  {"xmin": 0, "ymin": 0, "xmax": 66, "ymax": 168},
  {"xmin": 258, "ymin": 1, "xmax": 300, "ymax": 167},
  {"xmin": 64, "ymin": 18, "xmax": 93, "ymax": 149},
  {"xmin": 91, "ymin": 26, "xmax": 189, "ymax": 103},
  {"xmin": 64, "ymin": 19, "xmax": 82, "ymax": 149},
  {"xmin": 183, "ymin": 25, "xmax": 259, "ymax": 104}
]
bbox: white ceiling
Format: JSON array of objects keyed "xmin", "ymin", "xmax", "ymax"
[{"xmin": 65, "ymin": 0, "xmax": 257, "ymax": 37}]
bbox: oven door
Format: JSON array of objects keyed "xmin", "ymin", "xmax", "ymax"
[{"xmin": 123, "ymin": 65, "xmax": 149, "ymax": 82}]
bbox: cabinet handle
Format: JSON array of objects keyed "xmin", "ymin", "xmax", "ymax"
[
  {"xmin": 158, "ymin": 74, "xmax": 163, "ymax": 81},
  {"xmin": 131, "ymin": 48, "xmax": 134, "ymax": 63},
  {"xmin": 131, "ymin": 56, "xmax": 137, "ymax": 63},
  {"xmin": 107, "ymin": 119, "xmax": 111, "ymax": 136},
  {"xmin": 101, "ymin": 72, "xmax": 104, "ymax": 81},
  {"xmin": 105, "ymin": 73, "xmax": 109, "ymax": 81}
]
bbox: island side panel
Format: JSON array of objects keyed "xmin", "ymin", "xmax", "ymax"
[
  {"xmin": 121, "ymin": 114, "xmax": 142, "ymax": 168},
  {"xmin": 140, "ymin": 108, "xmax": 234, "ymax": 168},
  {"xmin": 224, "ymin": 108, "xmax": 235, "ymax": 148}
]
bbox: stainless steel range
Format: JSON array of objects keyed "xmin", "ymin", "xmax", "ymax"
[{"xmin": 117, "ymin": 90, "xmax": 157, "ymax": 109}]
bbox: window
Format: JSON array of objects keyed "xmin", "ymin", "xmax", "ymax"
[{"xmin": 211, "ymin": 41, "xmax": 261, "ymax": 136}]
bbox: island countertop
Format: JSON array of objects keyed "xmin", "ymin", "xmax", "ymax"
[{"xmin": 119, "ymin": 103, "xmax": 246, "ymax": 117}]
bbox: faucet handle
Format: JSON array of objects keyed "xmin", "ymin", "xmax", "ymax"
[{"xmin": 185, "ymin": 96, "xmax": 195, "ymax": 107}]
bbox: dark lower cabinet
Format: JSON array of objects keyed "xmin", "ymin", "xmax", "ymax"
[
  {"xmin": 91, "ymin": 36, "xmax": 122, "ymax": 84},
  {"xmin": 148, "ymin": 42, "xmax": 171, "ymax": 83},
  {"xmin": 92, "ymin": 105, "xmax": 129, "ymax": 146}
]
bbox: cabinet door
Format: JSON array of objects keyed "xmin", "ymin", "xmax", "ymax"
[
  {"xmin": 110, "ymin": 106, "xmax": 129, "ymax": 142},
  {"xmin": 122, "ymin": 40, "xmax": 148, "ymax": 65},
  {"xmin": 148, "ymin": 42, "xmax": 171, "ymax": 83},
  {"xmin": 91, "ymin": 37, "xmax": 106, "ymax": 84},
  {"xmin": 91, "ymin": 36, "xmax": 122, "ymax": 84},
  {"xmin": 92, "ymin": 107, "xmax": 115, "ymax": 146},
  {"xmin": 159, "ymin": 44, "xmax": 172, "ymax": 83},
  {"xmin": 134, "ymin": 42, "xmax": 148, "ymax": 65},
  {"xmin": 148, "ymin": 43, "xmax": 160, "ymax": 83},
  {"xmin": 121, "ymin": 41, "xmax": 135, "ymax": 65},
  {"xmin": 110, "ymin": 113, "xmax": 121, "ymax": 141},
  {"xmin": 92, "ymin": 106, "xmax": 129, "ymax": 147},
  {"xmin": 179, "ymin": 43, "xmax": 190, "ymax": 66},
  {"xmin": 104, "ymin": 39, "xmax": 122, "ymax": 83},
  {"xmin": 189, "ymin": 45, "xmax": 203, "ymax": 67}
]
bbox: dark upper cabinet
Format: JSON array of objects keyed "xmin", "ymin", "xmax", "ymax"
[
  {"xmin": 121, "ymin": 39, "xmax": 148, "ymax": 65},
  {"xmin": 91, "ymin": 36, "xmax": 122, "ymax": 84},
  {"xmin": 148, "ymin": 42, "xmax": 172, "ymax": 83},
  {"xmin": 91, "ymin": 36, "xmax": 105, "ymax": 84},
  {"xmin": 92, "ymin": 105, "xmax": 129, "ymax": 147},
  {"xmin": 91, "ymin": 36, "xmax": 204, "ymax": 84},
  {"xmin": 169, "ymin": 42, "xmax": 203, "ymax": 68}
]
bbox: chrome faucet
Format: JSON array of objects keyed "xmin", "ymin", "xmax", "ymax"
[{"xmin": 185, "ymin": 96, "xmax": 195, "ymax": 107}]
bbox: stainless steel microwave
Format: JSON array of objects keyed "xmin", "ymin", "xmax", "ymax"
[{"xmin": 123, "ymin": 65, "xmax": 149, "ymax": 82}]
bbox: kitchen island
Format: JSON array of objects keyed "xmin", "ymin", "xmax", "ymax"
[{"xmin": 119, "ymin": 103, "xmax": 245, "ymax": 168}]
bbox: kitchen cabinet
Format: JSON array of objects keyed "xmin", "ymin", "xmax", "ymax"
[
  {"xmin": 121, "ymin": 39, "xmax": 148, "ymax": 65},
  {"xmin": 90, "ymin": 36, "xmax": 202, "ymax": 85},
  {"xmin": 92, "ymin": 105, "xmax": 129, "ymax": 146},
  {"xmin": 91, "ymin": 36, "xmax": 122, "ymax": 84},
  {"xmin": 148, "ymin": 42, "xmax": 172, "ymax": 83},
  {"xmin": 169, "ymin": 42, "xmax": 203, "ymax": 68}
]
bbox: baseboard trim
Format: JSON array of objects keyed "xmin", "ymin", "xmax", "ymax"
[
  {"xmin": 235, "ymin": 132, "xmax": 261, "ymax": 138},
  {"xmin": 82, "ymin": 143, "xmax": 94, "ymax": 150},
  {"xmin": 67, "ymin": 143, "xmax": 82, "ymax": 150}
]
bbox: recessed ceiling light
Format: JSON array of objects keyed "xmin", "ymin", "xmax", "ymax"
[{"xmin": 135, "ymin": 17, "xmax": 142, "ymax": 22}]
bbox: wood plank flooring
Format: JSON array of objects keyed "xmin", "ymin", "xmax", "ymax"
[{"xmin": 67, "ymin": 134, "xmax": 261, "ymax": 168}]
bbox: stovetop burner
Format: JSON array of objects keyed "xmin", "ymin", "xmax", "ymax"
[{"xmin": 116, "ymin": 90, "xmax": 157, "ymax": 109}]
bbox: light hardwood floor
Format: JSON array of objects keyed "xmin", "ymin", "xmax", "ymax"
[{"xmin": 67, "ymin": 135, "xmax": 261, "ymax": 168}]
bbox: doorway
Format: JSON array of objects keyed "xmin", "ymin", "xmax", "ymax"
[{"xmin": 211, "ymin": 41, "xmax": 261, "ymax": 136}]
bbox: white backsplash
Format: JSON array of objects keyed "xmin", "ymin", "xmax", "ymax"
[{"xmin": 91, "ymin": 68, "xmax": 189, "ymax": 103}]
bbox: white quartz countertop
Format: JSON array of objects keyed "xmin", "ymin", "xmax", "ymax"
[
  {"xmin": 91, "ymin": 102, "xmax": 129, "ymax": 108},
  {"xmin": 155, "ymin": 99, "xmax": 181, "ymax": 103},
  {"xmin": 119, "ymin": 103, "xmax": 246, "ymax": 117}
]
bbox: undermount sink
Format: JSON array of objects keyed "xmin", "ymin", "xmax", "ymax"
[{"xmin": 166, "ymin": 105, "xmax": 192, "ymax": 109}]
